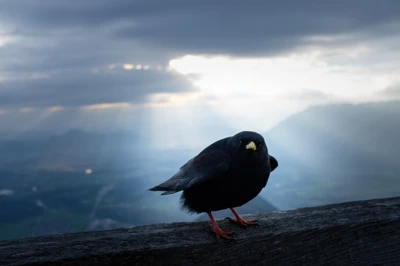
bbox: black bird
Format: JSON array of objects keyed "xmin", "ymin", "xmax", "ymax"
[{"xmin": 149, "ymin": 131, "xmax": 278, "ymax": 240}]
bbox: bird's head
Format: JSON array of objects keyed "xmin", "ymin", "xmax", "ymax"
[{"xmin": 227, "ymin": 131, "xmax": 268, "ymax": 164}]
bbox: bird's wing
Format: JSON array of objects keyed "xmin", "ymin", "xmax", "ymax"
[
  {"xmin": 149, "ymin": 149, "xmax": 230, "ymax": 195},
  {"xmin": 269, "ymin": 155, "xmax": 278, "ymax": 172},
  {"xmin": 186, "ymin": 149, "xmax": 230, "ymax": 188}
]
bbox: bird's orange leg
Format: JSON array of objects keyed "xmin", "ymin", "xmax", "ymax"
[
  {"xmin": 226, "ymin": 208, "xmax": 259, "ymax": 227},
  {"xmin": 207, "ymin": 212, "xmax": 235, "ymax": 240}
]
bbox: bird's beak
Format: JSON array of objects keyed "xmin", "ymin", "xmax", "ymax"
[{"xmin": 245, "ymin": 141, "xmax": 257, "ymax": 151}]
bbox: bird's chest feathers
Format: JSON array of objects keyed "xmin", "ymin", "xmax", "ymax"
[{"xmin": 227, "ymin": 163, "xmax": 269, "ymax": 189}]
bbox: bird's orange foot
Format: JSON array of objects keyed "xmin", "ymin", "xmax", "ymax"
[
  {"xmin": 225, "ymin": 217, "xmax": 259, "ymax": 228},
  {"xmin": 210, "ymin": 225, "xmax": 236, "ymax": 241}
]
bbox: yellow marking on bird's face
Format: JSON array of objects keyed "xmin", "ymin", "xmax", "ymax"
[{"xmin": 245, "ymin": 141, "xmax": 257, "ymax": 151}]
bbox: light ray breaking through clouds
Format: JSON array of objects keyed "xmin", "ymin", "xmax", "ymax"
[
  {"xmin": 0, "ymin": 0, "xmax": 399, "ymax": 141},
  {"xmin": 168, "ymin": 45, "xmax": 400, "ymax": 131}
]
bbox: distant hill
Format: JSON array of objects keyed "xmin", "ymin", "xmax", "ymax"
[
  {"xmin": 261, "ymin": 101, "xmax": 400, "ymax": 210},
  {"xmin": 0, "ymin": 130, "xmax": 196, "ymax": 240},
  {"xmin": 0, "ymin": 130, "xmax": 148, "ymax": 170}
]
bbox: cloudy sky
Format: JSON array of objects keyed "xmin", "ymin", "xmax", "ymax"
[{"xmin": 0, "ymin": 0, "xmax": 400, "ymax": 147}]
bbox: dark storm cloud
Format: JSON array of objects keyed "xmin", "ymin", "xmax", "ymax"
[
  {"xmin": 0, "ymin": 0, "xmax": 399, "ymax": 108},
  {"xmin": 0, "ymin": 29, "xmax": 174, "ymax": 73},
  {"xmin": 0, "ymin": 69, "xmax": 193, "ymax": 107},
  {"xmin": 117, "ymin": 0, "xmax": 400, "ymax": 55},
  {"xmin": 1, "ymin": 0, "xmax": 399, "ymax": 56}
]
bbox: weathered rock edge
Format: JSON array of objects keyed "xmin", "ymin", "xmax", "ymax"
[{"xmin": 1, "ymin": 196, "xmax": 399, "ymax": 265}]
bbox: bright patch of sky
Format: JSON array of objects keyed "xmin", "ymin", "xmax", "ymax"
[{"xmin": 167, "ymin": 44, "xmax": 400, "ymax": 131}]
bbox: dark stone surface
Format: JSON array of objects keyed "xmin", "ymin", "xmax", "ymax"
[{"xmin": 1, "ymin": 197, "xmax": 400, "ymax": 265}]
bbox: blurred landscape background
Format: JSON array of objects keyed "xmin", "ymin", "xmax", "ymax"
[{"xmin": 1, "ymin": 0, "xmax": 400, "ymax": 240}]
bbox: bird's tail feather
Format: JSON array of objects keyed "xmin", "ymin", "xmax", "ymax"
[
  {"xmin": 161, "ymin": 191, "xmax": 177, "ymax": 195},
  {"xmin": 149, "ymin": 185, "xmax": 177, "ymax": 195}
]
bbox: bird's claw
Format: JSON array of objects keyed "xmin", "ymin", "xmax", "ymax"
[
  {"xmin": 209, "ymin": 226, "xmax": 236, "ymax": 241},
  {"xmin": 248, "ymin": 219, "xmax": 260, "ymax": 228},
  {"xmin": 225, "ymin": 217, "xmax": 259, "ymax": 228}
]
